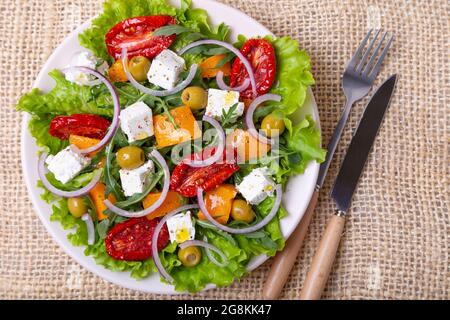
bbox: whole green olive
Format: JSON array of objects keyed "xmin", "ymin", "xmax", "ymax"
[
  {"xmin": 178, "ymin": 246, "xmax": 202, "ymax": 267},
  {"xmin": 231, "ymin": 199, "xmax": 255, "ymax": 223},
  {"xmin": 261, "ymin": 112, "xmax": 286, "ymax": 138},
  {"xmin": 116, "ymin": 146, "xmax": 145, "ymax": 170},
  {"xmin": 67, "ymin": 197, "xmax": 87, "ymax": 218},
  {"xmin": 128, "ymin": 56, "xmax": 151, "ymax": 82},
  {"xmin": 181, "ymin": 86, "xmax": 207, "ymax": 110}
]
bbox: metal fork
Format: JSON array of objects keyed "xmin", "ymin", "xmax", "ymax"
[
  {"xmin": 316, "ymin": 29, "xmax": 394, "ymax": 188},
  {"xmin": 262, "ymin": 29, "xmax": 394, "ymax": 300}
]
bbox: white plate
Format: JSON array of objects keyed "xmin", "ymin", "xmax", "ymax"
[{"xmin": 20, "ymin": 0, "xmax": 319, "ymax": 294}]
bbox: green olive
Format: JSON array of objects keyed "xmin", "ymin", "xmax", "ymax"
[
  {"xmin": 116, "ymin": 146, "xmax": 145, "ymax": 170},
  {"xmin": 231, "ymin": 199, "xmax": 255, "ymax": 223},
  {"xmin": 181, "ymin": 86, "xmax": 207, "ymax": 110},
  {"xmin": 128, "ymin": 56, "xmax": 151, "ymax": 82},
  {"xmin": 67, "ymin": 197, "xmax": 87, "ymax": 218},
  {"xmin": 261, "ymin": 113, "xmax": 286, "ymax": 138},
  {"xmin": 178, "ymin": 246, "xmax": 202, "ymax": 267}
]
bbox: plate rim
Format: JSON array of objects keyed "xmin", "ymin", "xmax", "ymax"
[{"xmin": 20, "ymin": 0, "xmax": 320, "ymax": 294}]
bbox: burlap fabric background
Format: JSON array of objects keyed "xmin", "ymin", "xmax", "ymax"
[{"xmin": 0, "ymin": 0, "xmax": 448, "ymax": 299}]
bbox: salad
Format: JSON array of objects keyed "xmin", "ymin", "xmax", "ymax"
[{"xmin": 17, "ymin": 0, "xmax": 325, "ymax": 293}]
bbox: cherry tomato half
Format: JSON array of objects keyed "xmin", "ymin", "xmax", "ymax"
[
  {"xmin": 105, "ymin": 217, "xmax": 169, "ymax": 261},
  {"xmin": 170, "ymin": 147, "xmax": 240, "ymax": 198},
  {"xmin": 105, "ymin": 15, "xmax": 177, "ymax": 60},
  {"xmin": 230, "ymin": 38, "xmax": 276, "ymax": 99},
  {"xmin": 49, "ymin": 114, "xmax": 111, "ymax": 140}
]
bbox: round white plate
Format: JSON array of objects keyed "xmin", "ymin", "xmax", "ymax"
[{"xmin": 20, "ymin": 0, "xmax": 319, "ymax": 294}]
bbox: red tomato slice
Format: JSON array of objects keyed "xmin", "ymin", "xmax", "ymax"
[
  {"xmin": 49, "ymin": 114, "xmax": 111, "ymax": 140},
  {"xmin": 105, "ymin": 15, "xmax": 177, "ymax": 60},
  {"xmin": 105, "ymin": 217, "xmax": 169, "ymax": 261},
  {"xmin": 170, "ymin": 148, "xmax": 240, "ymax": 198},
  {"xmin": 230, "ymin": 38, "xmax": 277, "ymax": 98}
]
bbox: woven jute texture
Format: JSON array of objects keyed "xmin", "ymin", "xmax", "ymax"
[{"xmin": 0, "ymin": 0, "xmax": 448, "ymax": 300}]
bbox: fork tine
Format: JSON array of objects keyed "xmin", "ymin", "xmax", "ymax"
[
  {"xmin": 347, "ymin": 29, "xmax": 373, "ymax": 69},
  {"xmin": 362, "ymin": 31, "xmax": 387, "ymax": 75},
  {"xmin": 368, "ymin": 34, "xmax": 395, "ymax": 79},
  {"xmin": 356, "ymin": 29, "xmax": 381, "ymax": 72}
]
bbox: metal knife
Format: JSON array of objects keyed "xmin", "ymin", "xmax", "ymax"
[{"xmin": 300, "ymin": 74, "xmax": 398, "ymax": 299}]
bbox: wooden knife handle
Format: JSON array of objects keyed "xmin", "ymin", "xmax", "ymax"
[
  {"xmin": 300, "ymin": 214, "xmax": 346, "ymax": 300},
  {"xmin": 262, "ymin": 190, "xmax": 319, "ymax": 300}
]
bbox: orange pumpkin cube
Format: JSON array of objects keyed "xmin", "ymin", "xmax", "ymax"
[
  {"xmin": 153, "ymin": 105, "xmax": 201, "ymax": 148},
  {"xmin": 197, "ymin": 184, "xmax": 237, "ymax": 225},
  {"xmin": 89, "ymin": 182, "xmax": 117, "ymax": 221},
  {"xmin": 69, "ymin": 134, "xmax": 101, "ymax": 157},
  {"xmin": 199, "ymin": 54, "xmax": 231, "ymax": 78},
  {"xmin": 226, "ymin": 129, "xmax": 271, "ymax": 162},
  {"xmin": 143, "ymin": 191, "xmax": 184, "ymax": 220}
]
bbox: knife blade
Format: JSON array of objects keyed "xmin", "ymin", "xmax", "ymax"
[
  {"xmin": 300, "ymin": 74, "xmax": 397, "ymax": 300},
  {"xmin": 331, "ymin": 74, "xmax": 397, "ymax": 213}
]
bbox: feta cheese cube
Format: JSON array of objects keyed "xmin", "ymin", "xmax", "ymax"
[
  {"xmin": 166, "ymin": 211, "xmax": 195, "ymax": 243},
  {"xmin": 205, "ymin": 88, "xmax": 244, "ymax": 121},
  {"xmin": 45, "ymin": 146, "xmax": 91, "ymax": 184},
  {"xmin": 119, "ymin": 160, "xmax": 154, "ymax": 197},
  {"xmin": 64, "ymin": 51, "xmax": 102, "ymax": 86},
  {"xmin": 236, "ymin": 167, "xmax": 275, "ymax": 205},
  {"xmin": 147, "ymin": 49, "xmax": 185, "ymax": 90},
  {"xmin": 119, "ymin": 102, "xmax": 154, "ymax": 142}
]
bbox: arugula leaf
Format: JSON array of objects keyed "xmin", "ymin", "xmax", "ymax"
[
  {"xmin": 152, "ymin": 25, "xmax": 194, "ymax": 36},
  {"xmin": 220, "ymin": 103, "xmax": 239, "ymax": 128}
]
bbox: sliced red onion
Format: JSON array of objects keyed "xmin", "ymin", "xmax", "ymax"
[
  {"xmin": 216, "ymin": 71, "xmax": 250, "ymax": 92},
  {"xmin": 59, "ymin": 66, "xmax": 120, "ymax": 155},
  {"xmin": 81, "ymin": 214, "xmax": 95, "ymax": 245},
  {"xmin": 103, "ymin": 150, "xmax": 170, "ymax": 218},
  {"xmin": 121, "ymin": 48, "xmax": 197, "ymax": 97},
  {"xmin": 245, "ymin": 93, "xmax": 282, "ymax": 145},
  {"xmin": 197, "ymin": 184, "xmax": 282, "ymax": 234},
  {"xmin": 184, "ymin": 115, "xmax": 225, "ymax": 167},
  {"xmin": 38, "ymin": 153, "xmax": 101, "ymax": 198},
  {"xmin": 179, "ymin": 239, "xmax": 228, "ymax": 268},
  {"xmin": 178, "ymin": 40, "xmax": 257, "ymax": 97},
  {"xmin": 152, "ymin": 204, "xmax": 200, "ymax": 284}
]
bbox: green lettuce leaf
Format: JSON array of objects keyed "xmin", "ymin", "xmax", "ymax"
[
  {"xmin": 49, "ymin": 199, "xmax": 88, "ymax": 246},
  {"xmin": 17, "ymin": 70, "xmax": 113, "ymax": 118},
  {"xmin": 170, "ymin": 228, "xmax": 248, "ymax": 292}
]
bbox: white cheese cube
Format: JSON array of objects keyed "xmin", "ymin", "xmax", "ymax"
[
  {"xmin": 205, "ymin": 88, "xmax": 244, "ymax": 121},
  {"xmin": 166, "ymin": 211, "xmax": 195, "ymax": 244},
  {"xmin": 147, "ymin": 49, "xmax": 185, "ymax": 90},
  {"xmin": 45, "ymin": 146, "xmax": 91, "ymax": 184},
  {"xmin": 64, "ymin": 51, "xmax": 101, "ymax": 86},
  {"xmin": 236, "ymin": 167, "xmax": 275, "ymax": 205},
  {"xmin": 119, "ymin": 102, "xmax": 154, "ymax": 143},
  {"xmin": 119, "ymin": 160, "xmax": 154, "ymax": 197}
]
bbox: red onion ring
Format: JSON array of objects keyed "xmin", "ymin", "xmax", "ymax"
[
  {"xmin": 184, "ymin": 115, "xmax": 225, "ymax": 167},
  {"xmin": 103, "ymin": 150, "xmax": 170, "ymax": 218},
  {"xmin": 197, "ymin": 184, "xmax": 282, "ymax": 234},
  {"xmin": 216, "ymin": 71, "xmax": 250, "ymax": 92},
  {"xmin": 81, "ymin": 213, "xmax": 95, "ymax": 245},
  {"xmin": 178, "ymin": 40, "xmax": 257, "ymax": 97},
  {"xmin": 245, "ymin": 93, "xmax": 282, "ymax": 145},
  {"xmin": 121, "ymin": 48, "xmax": 197, "ymax": 97},
  {"xmin": 38, "ymin": 153, "xmax": 101, "ymax": 198},
  {"xmin": 179, "ymin": 239, "xmax": 228, "ymax": 268},
  {"xmin": 59, "ymin": 66, "xmax": 120, "ymax": 155},
  {"xmin": 152, "ymin": 204, "xmax": 200, "ymax": 284}
]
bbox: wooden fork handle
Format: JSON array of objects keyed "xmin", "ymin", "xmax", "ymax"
[
  {"xmin": 262, "ymin": 190, "xmax": 319, "ymax": 300},
  {"xmin": 300, "ymin": 214, "xmax": 346, "ymax": 300}
]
